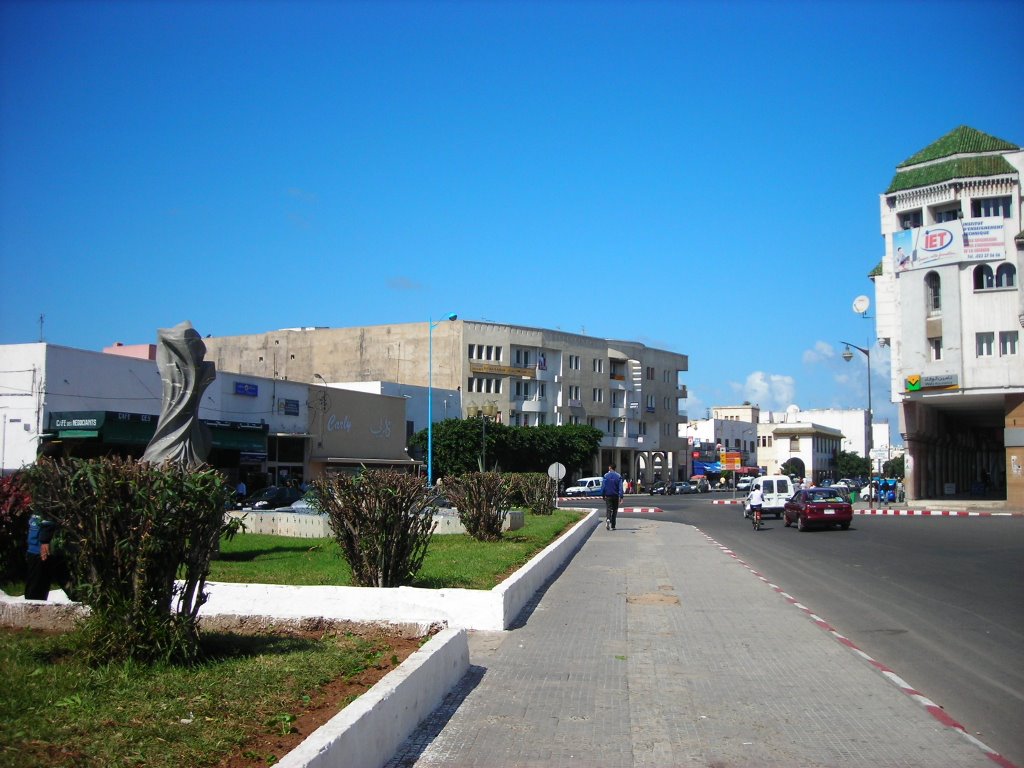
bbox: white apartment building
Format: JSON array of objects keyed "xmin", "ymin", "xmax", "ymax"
[
  {"xmin": 202, "ymin": 320, "xmax": 689, "ymax": 483},
  {"xmin": 873, "ymin": 126, "xmax": 1024, "ymax": 505}
]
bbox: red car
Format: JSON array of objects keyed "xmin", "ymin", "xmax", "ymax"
[{"xmin": 783, "ymin": 487, "xmax": 853, "ymax": 531}]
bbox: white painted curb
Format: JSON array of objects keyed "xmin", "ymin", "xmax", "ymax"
[{"xmin": 275, "ymin": 628, "xmax": 469, "ymax": 768}]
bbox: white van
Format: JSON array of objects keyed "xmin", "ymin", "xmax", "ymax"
[
  {"xmin": 565, "ymin": 477, "xmax": 604, "ymax": 497},
  {"xmin": 744, "ymin": 475, "xmax": 793, "ymax": 519}
]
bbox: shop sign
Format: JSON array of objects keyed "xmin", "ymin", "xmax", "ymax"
[
  {"xmin": 234, "ymin": 382, "xmax": 259, "ymax": 397},
  {"xmin": 905, "ymin": 373, "xmax": 959, "ymax": 392},
  {"xmin": 278, "ymin": 398, "xmax": 300, "ymax": 416}
]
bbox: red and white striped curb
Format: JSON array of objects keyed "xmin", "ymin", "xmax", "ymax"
[
  {"xmin": 619, "ymin": 506, "xmax": 662, "ymax": 514},
  {"xmin": 855, "ymin": 508, "xmax": 1018, "ymax": 516},
  {"xmin": 697, "ymin": 529, "xmax": 1018, "ymax": 768},
  {"xmin": 712, "ymin": 499, "xmax": 743, "ymax": 505}
]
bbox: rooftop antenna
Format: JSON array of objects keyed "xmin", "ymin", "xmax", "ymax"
[{"xmin": 38, "ymin": 314, "xmax": 45, "ymax": 342}]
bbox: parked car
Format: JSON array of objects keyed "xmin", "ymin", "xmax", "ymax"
[
  {"xmin": 672, "ymin": 481, "xmax": 693, "ymax": 494},
  {"xmin": 783, "ymin": 487, "xmax": 853, "ymax": 531},
  {"xmin": 736, "ymin": 476, "xmax": 754, "ymax": 492},
  {"xmin": 689, "ymin": 475, "xmax": 711, "ymax": 493},
  {"xmin": 241, "ymin": 485, "xmax": 304, "ymax": 510},
  {"xmin": 290, "ymin": 490, "xmax": 324, "ymax": 512},
  {"xmin": 565, "ymin": 477, "xmax": 604, "ymax": 496},
  {"xmin": 650, "ymin": 481, "xmax": 670, "ymax": 495}
]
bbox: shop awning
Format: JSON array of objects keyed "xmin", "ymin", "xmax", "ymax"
[{"xmin": 323, "ymin": 457, "xmax": 422, "ymax": 466}]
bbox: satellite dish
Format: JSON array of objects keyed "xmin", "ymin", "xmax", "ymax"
[{"xmin": 852, "ymin": 295, "xmax": 871, "ymax": 315}]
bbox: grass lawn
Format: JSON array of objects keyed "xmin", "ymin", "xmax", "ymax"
[
  {"xmin": 0, "ymin": 508, "xmax": 585, "ymax": 766},
  {"xmin": 210, "ymin": 508, "xmax": 584, "ymax": 590},
  {"xmin": 0, "ymin": 626, "xmax": 423, "ymax": 768}
]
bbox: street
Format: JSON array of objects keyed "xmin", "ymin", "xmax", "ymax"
[{"xmin": 568, "ymin": 493, "xmax": 1024, "ymax": 767}]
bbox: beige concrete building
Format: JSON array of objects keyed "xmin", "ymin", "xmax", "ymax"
[{"xmin": 203, "ymin": 320, "xmax": 689, "ymax": 483}]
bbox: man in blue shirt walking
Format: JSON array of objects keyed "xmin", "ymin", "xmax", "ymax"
[{"xmin": 602, "ymin": 464, "xmax": 624, "ymax": 531}]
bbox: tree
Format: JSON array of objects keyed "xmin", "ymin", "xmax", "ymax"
[
  {"xmin": 883, "ymin": 454, "xmax": 905, "ymax": 478},
  {"xmin": 409, "ymin": 421, "xmax": 602, "ymax": 481},
  {"xmin": 836, "ymin": 450, "xmax": 871, "ymax": 479}
]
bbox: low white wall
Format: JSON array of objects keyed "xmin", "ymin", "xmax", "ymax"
[
  {"xmin": 274, "ymin": 628, "xmax": 470, "ymax": 768},
  {"xmin": 496, "ymin": 510, "xmax": 597, "ymax": 629},
  {"xmin": 230, "ymin": 509, "xmax": 525, "ymax": 539}
]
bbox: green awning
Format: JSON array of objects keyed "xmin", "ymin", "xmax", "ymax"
[{"xmin": 103, "ymin": 419, "xmax": 158, "ymax": 445}]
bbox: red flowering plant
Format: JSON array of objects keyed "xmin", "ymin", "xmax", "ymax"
[{"xmin": 0, "ymin": 473, "xmax": 32, "ymax": 582}]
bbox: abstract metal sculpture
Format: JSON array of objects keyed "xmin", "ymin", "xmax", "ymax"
[{"xmin": 142, "ymin": 321, "xmax": 216, "ymax": 469}]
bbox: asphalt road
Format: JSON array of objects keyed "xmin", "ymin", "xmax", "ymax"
[{"xmin": 570, "ymin": 493, "xmax": 1024, "ymax": 767}]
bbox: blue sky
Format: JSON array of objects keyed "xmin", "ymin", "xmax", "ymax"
[{"xmin": 2, "ymin": 0, "xmax": 1022, "ymax": 438}]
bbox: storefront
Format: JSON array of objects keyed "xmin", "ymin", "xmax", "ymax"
[
  {"xmin": 307, "ymin": 388, "xmax": 421, "ymax": 478},
  {"xmin": 43, "ymin": 411, "xmax": 270, "ymax": 482}
]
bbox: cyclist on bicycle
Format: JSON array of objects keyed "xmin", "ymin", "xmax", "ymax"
[{"xmin": 747, "ymin": 486, "xmax": 764, "ymax": 530}]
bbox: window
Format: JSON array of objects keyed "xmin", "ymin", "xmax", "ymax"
[
  {"xmin": 976, "ymin": 332, "xmax": 995, "ymax": 357},
  {"xmin": 639, "ymin": 422, "xmax": 647, "ymax": 436},
  {"xmin": 925, "ymin": 271, "xmax": 941, "ymax": 314},
  {"xmin": 537, "ymin": 383, "xmax": 546, "ymax": 399},
  {"xmin": 932, "ymin": 204, "xmax": 961, "ymax": 223},
  {"xmin": 569, "ymin": 385, "xmax": 581, "ymax": 401},
  {"xmin": 929, "ymin": 337, "xmax": 943, "ymax": 361},
  {"xmin": 592, "ymin": 359, "xmax": 604, "ymax": 373},
  {"xmin": 1000, "ymin": 331, "xmax": 1019, "ymax": 356},
  {"xmin": 612, "ymin": 391, "xmax": 624, "ymax": 408},
  {"xmin": 971, "ymin": 196, "xmax": 1012, "ymax": 218},
  {"xmin": 467, "ymin": 344, "xmax": 475, "ymax": 359},
  {"xmin": 789, "ymin": 437, "xmax": 800, "ymax": 451},
  {"xmin": 899, "ymin": 209, "xmax": 923, "ymax": 229},
  {"xmin": 974, "ymin": 264, "xmax": 995, "ymax": 290},
  {"xmin": 646, "ymin": 366, "xmax": 655, "ymax": 380},
  {"xmin": 515, "ymin": 349, "xmax": 531, "ymax": 367},
  {"xmin": 592, "ymin": 388, "xmax": 604, "ymax": 403},
  {"xmin": 537, "ymin": 414, "xmax": 546, "ymax": 426},
  {"xmin": 568, "ymin": 415, "xmax": 580, "ymax": 425},
  {"xmin": 568, "ymin": 355, "xmax": 581, "ymax": 370},
  {"xmin": 646, "ymin": 394, "xmax": 655, "ymax": 410},
  {"xmin": 996, "ymin": 263, "xmax": 1017, "ymax": 288}
]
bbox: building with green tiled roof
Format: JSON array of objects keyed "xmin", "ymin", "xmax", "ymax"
[{"xmin": 872, "ymin": 126, "xmax": 1024, "ymax": 509}]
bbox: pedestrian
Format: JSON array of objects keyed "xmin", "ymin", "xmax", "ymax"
[
  {"xmin": 602, "ymin": 464, "xmax": 624, "ymax": 531},
  {"xmin": 25, "ymin": 511, "xmax": 57, "ymax": 601}
]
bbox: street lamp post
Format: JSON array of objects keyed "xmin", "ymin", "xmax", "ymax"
[
  {"xmin": 841, "ymin": 340, "xmax": 873, "ymax": 500},
  {"xmin": 480, "ymin": 402, "xmax": 497, "ymax": 469},
  {"xmin": 428, "ymin": 313, "xmax": 458, "ymax": 486}
]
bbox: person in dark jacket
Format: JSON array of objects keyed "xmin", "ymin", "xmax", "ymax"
[
  {"xmin": 25, "ymin": 513, "xmax": 57, "ymax": 601},
  {"xmin": 602, "ymin": 464, "xmax": 624, "ymax": 531}
]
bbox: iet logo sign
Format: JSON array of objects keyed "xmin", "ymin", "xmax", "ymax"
[{"xmin": 922, "ymin": 228, "xmax": 953, "ymax": 252}]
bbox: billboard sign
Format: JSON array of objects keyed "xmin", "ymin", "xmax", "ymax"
[{"xmin": 893, "ymin": 217, "xmax": 1005, "ymax": 273}]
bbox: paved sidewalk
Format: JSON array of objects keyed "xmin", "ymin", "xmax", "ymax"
[{"xmin": 386, "ymin": 518, "xmax": 1000, "ymax": 768}]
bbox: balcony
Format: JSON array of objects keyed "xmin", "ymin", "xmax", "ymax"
[{"xmin": 520, "ymin": 398, "xmax": 547, "ymax": 413}]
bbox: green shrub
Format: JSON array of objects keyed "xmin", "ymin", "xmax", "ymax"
[
  {"xmin": 312, "ymin": 469, "xmax": 436, "ymax": 588},
  {"xmin": 512, "ymin": 472, "xmax": 556, "ymax": 515},
  {"xmin": 444, "ymin": 471, "xmax": 515, "ymax": 541},
  {"xmin": 21, "ymin": 456, "xmax": 232, "ymax": 665}
]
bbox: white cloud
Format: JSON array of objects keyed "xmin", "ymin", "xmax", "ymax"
[
  {"xmin": 739, "ymin": 371, "xmax": 796, "ymax": 411},
  {"xmin": 387, "ymin": 276, "xmax": 422, "ymax": 292},
  {"xmin": 802, "ymin": 340, "xmax": 835, "ymax": 365}
]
